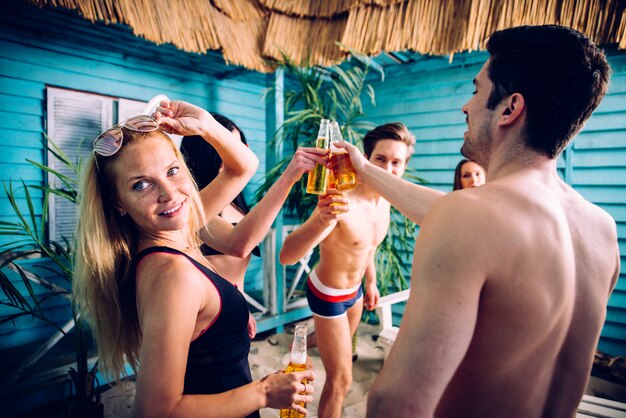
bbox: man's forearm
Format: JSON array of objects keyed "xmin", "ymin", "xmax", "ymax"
[
  {"xmin": 360, "ymin": 164, "xmax": 444, "ymax": 225},
  {"xmin": 279, "ymin": 216, "xmax": 335, "ymax": 265}
]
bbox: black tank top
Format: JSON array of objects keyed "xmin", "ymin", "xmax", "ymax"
[{"xmin": 133, "ymin": 246, "xmax": 260, "ymax": 418}]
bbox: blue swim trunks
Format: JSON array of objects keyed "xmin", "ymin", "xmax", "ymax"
[{"xmin": 306, "ymin": 270, "xmax": 363, "ymax": 318}]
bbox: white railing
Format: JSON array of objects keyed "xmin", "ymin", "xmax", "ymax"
[
  {"xmin": 255, "ymin": 225, "xmax": 312, "ymax": 329},
  {"xmin": 375, "ymin": 289, "xmax": 410, "ymax": 358}
]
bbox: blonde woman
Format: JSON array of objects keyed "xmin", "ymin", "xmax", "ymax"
[{"xmin": 74, "ymin": 100, "xmax": 315, "ymax": 418}]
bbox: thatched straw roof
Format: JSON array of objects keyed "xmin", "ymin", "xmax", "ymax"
[{"xmin": 29, "ymin": 0, "xmax": 626, "ymax": 72}]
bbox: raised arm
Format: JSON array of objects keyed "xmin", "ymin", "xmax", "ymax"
[
  {"xmin": 335, "ymin": 141, "xmax": 444, "ymax": 225},
  {"xmin": 279, "ymin": 189, "xmax": 349, "ymax": 265},
  {"xmin": 200, "ymin": 147, "xmax": 326, "ymax": 257},
  {"xmin": 366, "ymin": 194, "xmax": 488, "ymax": 417},
  {"xmin": 154, "ymin": 100, "xmax": 259, "ymax": 221}
]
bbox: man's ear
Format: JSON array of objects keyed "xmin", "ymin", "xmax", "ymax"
[{"xmin": 498, "ymin": 93, "xmax": 525, "ymax": 127}]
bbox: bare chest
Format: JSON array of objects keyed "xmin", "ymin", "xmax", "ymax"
[{"xmin": 331, "ymin": 201, "xmax": 390, "ymax": 248}]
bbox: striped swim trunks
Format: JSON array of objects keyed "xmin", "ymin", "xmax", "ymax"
[{"xmin": 306, "ymin": 269, "xmax": 363, "ymax": 318}]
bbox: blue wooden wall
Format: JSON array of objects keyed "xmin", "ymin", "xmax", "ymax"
[
  {"xmin": 1, "ymin": 2, "xmax": 625, "ymax": 410},
  {"xmin": 364, "ymin": 50, "xmax": 626, "ymax": 356},
  {"xmin": 0, "ymin": 0, "xmax": 268, "ymax": 355}
]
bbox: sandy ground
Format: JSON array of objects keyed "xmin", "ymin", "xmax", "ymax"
[
  {"xmin": 100, "ymin": 319, "xmax": 626, "ymax": 417},
  {"xmin": 101, "ymin": 320, "xmax": 386, "ymax": 418}
]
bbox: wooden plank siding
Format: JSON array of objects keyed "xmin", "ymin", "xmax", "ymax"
[
  {"xmin": 0, "ymin": 0, "xmax": 269, "ymax": 356},
  {"xmin": 210, "ymin": 79, "xmax": 268, "ymax": 294},
  {"xmin": 364, "ymin": 49, "xmax": 626, "ymax": 356},
  {"xmin": 0, "ymin": 4, "xmax": 624, "ymax": 412}
]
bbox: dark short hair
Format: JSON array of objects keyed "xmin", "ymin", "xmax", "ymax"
[
  {"xmin": 180, "ymin": 113, "xmax": 250, "ymax": 213},
  {"xmin": 486, "ymin": 25, "xmax": 610, "ymax": 159},
  {"xmin": 363, "ymin": 122, "xmax": 415, "ymax": 163}
]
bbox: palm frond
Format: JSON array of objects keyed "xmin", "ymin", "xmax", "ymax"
[
  {"xmin": 27, "ymin": 160, "xmax": 78, "ymax": 195},
  {"xmin": 0, "ymin": 134, "xmax": 98, "ymax": 400},
  {"xmin": 7, "ymin": 261, "xmax": 42, "ymax": 313},
  {"xmin": 258, "ymin": 58, "xmax": 418, "ymax": 322},
  {"xmin": 0, "ymin": 269, "xmax": 32, "ymax": 310}
]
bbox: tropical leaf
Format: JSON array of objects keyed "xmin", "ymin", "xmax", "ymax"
[
  {"xmin": 7, "ymin": 261, "xmax": 42, "ymax": 313},
  {"xmin": 0, "ymin": 269, "xmax": 32, "ymax": 310},
  {"xmin": 27, "ymin": 160, "xmax": 77, "ymax": 195},
  {"xmin": 258, "ymin": 55, "xmax": 419, "ymax": 320},
  {"xmin": 0, "ymin": 135, "xmax": 95, "ymax": 393}
]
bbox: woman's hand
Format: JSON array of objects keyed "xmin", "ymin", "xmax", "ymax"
[
  {"xmin": 152, "ymin": 100, "xmax": 214, "ymax": 136},
  {"xmin": 261, "ymin": 370, "xmax": 315, "ymax": 413},
  {"xmin": 281, "ymin": 147, "xmax": 328, "ymax": 184},
  {"xmin": 317, "ymin": 189, "xmax": 349, "ymax": 225}
]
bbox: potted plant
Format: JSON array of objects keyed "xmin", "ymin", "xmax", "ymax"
[
  {"xmin": 0, "ymin": 138, "xmax": 103, "ymax": 417},
  {"xmin": 257, "ymin": 55, "xmax": 423, "ymax": 308}
]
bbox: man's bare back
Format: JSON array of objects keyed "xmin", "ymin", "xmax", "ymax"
[
  {"xmin": 431, "ymin": 171, "xmax": 619, "ymax": 417},
  {"xmin": 358, "ymin": 25, "xmax": 616, "ymax": 418}
]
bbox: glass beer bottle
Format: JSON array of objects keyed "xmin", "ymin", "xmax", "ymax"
[
  {"xmin": 279, "ymin": 324, "xmax": 308, "ymax": 418},
  {"xmin": 306, "ymin": 119, "xmax": 330, "ymax": 194},
  {"xmin": 329, "ymin": 121, "xmax": 357, "ymax": 192}
]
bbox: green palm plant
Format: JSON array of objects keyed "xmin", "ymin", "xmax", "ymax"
[
  {"xmin": 256, "ymin": 55, "xmax": 423, "ymax": 307},
  {"xmin": 0, "ymin": 137, "xmax": 102, "ymax": 417},
  {"xmin": 258, "ymin": 55, "xmax": 377, "ymax": 220}
]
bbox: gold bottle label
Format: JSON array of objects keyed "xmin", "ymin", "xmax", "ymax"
[
  {"xmin": 306, "ymin": 136, "xmax": 330, "ymax": 195},
  {"xmin": 279, "ymin": 362, "xmax": 308, "ymax": 418}
]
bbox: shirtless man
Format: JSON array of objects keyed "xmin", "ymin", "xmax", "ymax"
[
  {"xmin": 337, "ymin": 25, "xmax": 619, "ymax": 417},
  {"xmin": 279, "ymin": 123, "xmax": 419, "ymax": 418}
]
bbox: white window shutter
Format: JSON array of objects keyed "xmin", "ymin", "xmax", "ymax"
[
  {"xmin": 118, "ymin": 98, "xmax": 148, "ymax": 121},
  {"xmin": 46, "ymin": 88, "xmax": 112, "ymax": 243}
]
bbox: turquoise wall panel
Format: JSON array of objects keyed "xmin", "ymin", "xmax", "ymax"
[
  {"xmin": 212, "ymin": 77, "xmax": 269, "ymax": 293},
  {"xmin": 0, "ymin": 0, "xmax": 269, "ymax": 356},
  {"xmin": 366, "ymin": 50, "xmax": 626, "ymax": 356}
]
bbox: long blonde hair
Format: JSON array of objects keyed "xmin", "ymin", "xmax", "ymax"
[{"xmin": 73, "ymin": 129, "xmax": 206, "ymax": 383}]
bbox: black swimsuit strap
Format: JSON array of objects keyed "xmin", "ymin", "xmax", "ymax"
[{"xmin": 134, "ymin": 246, "xmax": 222, "ymax": 281}]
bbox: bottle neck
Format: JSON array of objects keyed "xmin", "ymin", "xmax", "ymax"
[
  {"xmin": 291, "ymin": 326, "xmax": 308, "ymax": 364},
  {"xmin": 291, "ymin": 351, "xmax": 306, "ymax": 365}
]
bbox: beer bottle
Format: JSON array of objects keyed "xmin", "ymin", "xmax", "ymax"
[
  {"xmin": 279, "ymin": 324, "xmax": 308, "ymax": 418},
  {"xmin": 306, "ymin": 119, "xmax": 330, "ymax": 194},
  {"xmin": 329, "ymin": 121, "xmax": 357, "ymax": 192}
]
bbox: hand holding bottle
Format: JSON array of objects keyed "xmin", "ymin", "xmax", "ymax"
[
  {"xmin": 317, "ymin": 189, "xmax": 349, "ymax": 224},
  {"xmin": 280, "ymin": 324, "xmax": 312, "ymax": 417},
  {"xmin": 332, "ymin": 140, "xmax": 369, "ymax": 177},
  {"xmin": 282, "ymin": 147, "xmax": 328, "ymax": 185},
  {"xmin": 261, "ymin": 369, "xmax": 315, "ymax": 413}
]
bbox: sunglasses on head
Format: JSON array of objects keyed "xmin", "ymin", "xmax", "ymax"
[{"xmin": 93, "ymin": 115, "xmax": 159, "ymax": 157}]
